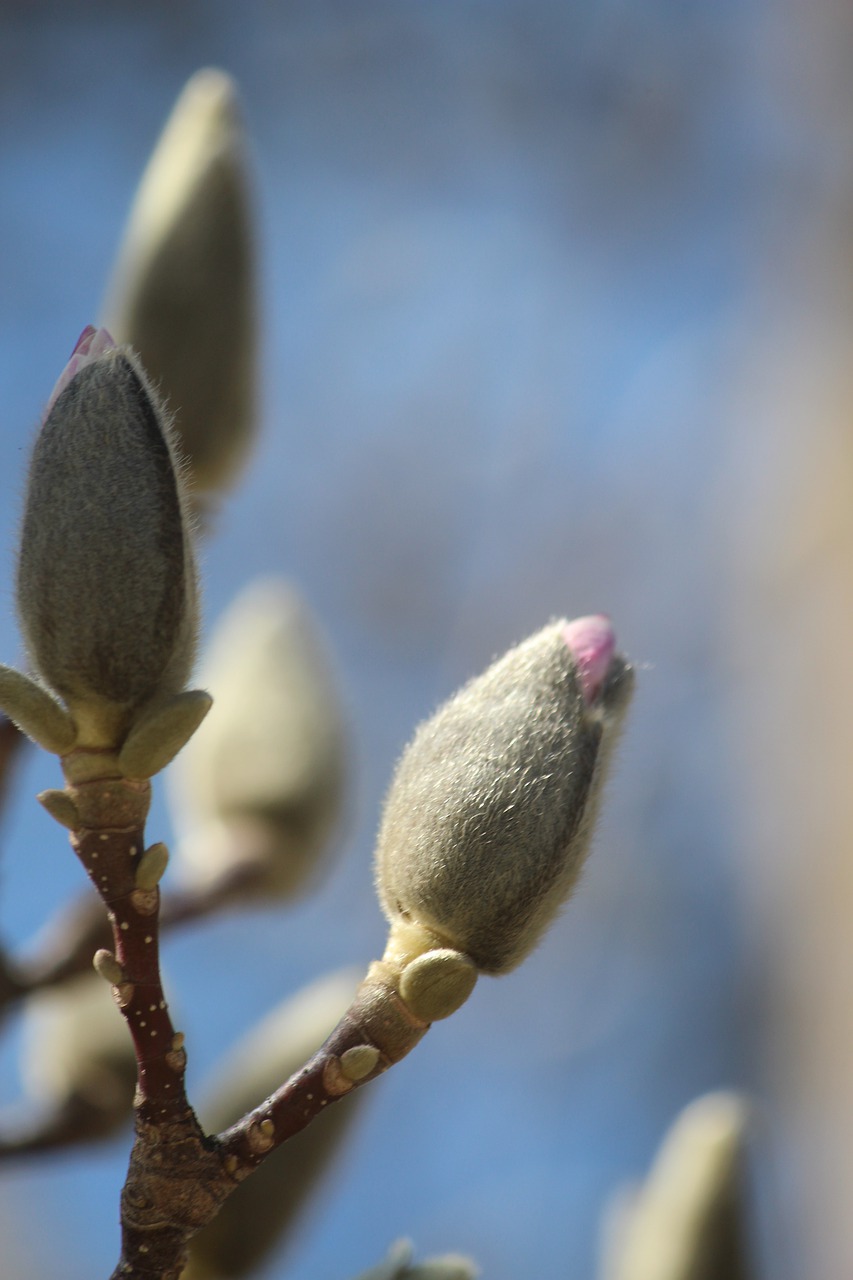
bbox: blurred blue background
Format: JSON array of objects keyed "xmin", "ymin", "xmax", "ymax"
[{"xmin": 0, "ymin": 3, "xmax": 816, "ymax": 1278}]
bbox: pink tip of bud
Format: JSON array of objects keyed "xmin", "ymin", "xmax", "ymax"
[
  {"xmin": 44, "ymin": 326, "xmax": 117, "ymax": 419},
  {"xmin": 561, "ymin": 614, "xmax": 616, "ymax": 704}
]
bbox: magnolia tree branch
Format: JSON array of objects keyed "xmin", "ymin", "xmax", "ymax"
[
  {"xmin": 60, "ymin": 759, "xmax": 225, "ymax": 1280},
  {"xmin": 217, "ymin": 966, "xmax": 430, "ymax": 1173},
  {"xmin": 54, "ymin": 752, "xmax": 434, "ymax": 1279}
]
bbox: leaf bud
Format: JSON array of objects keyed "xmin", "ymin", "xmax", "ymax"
[
  {"xmin": 0, "ymin": 665, "xmax": 77, "ymax": 754},
  {"xmin": 170, "ymin": 578, "xmax": 347, "ymax": 904},
  {"xmin": 16, "ymin": 327, "xmax": 199, "ymax": 747},
  {"xmin": 398, "ymin": 949, "xmax": 478, "ymax": 1021},
  {"xmin": 102, "ymin": 68, "xmax": 257, "ymax": 503},
  {"xmin": 375, "ymin": 616, "xmax": 633, "ymax": 975}
]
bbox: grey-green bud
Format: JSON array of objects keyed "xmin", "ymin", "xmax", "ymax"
[
  {"xmin": 170, "ymin": 578, "xmax": 346, "ymax": 903},
  {"xmin": 601, "ymin": 1092, "xmax": 750, "ymax": 1280},
  {"xmin": 375, "ymin": 616, "xmax": 633, "ymax": 975},
  {"xmin": 103, "ymin": 68, "xmax": 256, "ymax": 501},
  {"xmin": 17, "ymin": 327, "xmax": 198, "ymax": 746}
]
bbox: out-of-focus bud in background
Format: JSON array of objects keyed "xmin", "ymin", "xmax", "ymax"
[
  {"xmin": 13, "ymin": 328, "xmax": 198, "ymax": 750},
  {"xmin": 352, "ymin": 1239, "xmax": 478, "ymax": 1280},
  {"xmin": 16, "ymin": 971, "xmax": 137, "ymax": 1147},
  {"xmin": 375, "ymin": 616, "xmax": 633, "ymax": 979},
  {"xmin": 184, "ymin": 969, "xmax": 363, "ymax": 1280},
  {"xmin": 103, "ymin": 68, "xmax": 257, "ymax": 507},
  {"xmin": 169, "ymin": 578, "xmax": 348, "ymax": 905},
  {"xmin": 599, "ymin": 1092, "xmax": 751, "ymax": 1280}
]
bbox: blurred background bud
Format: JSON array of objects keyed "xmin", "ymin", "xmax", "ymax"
[
  {"xmin": 17, "ymin": 332, "xmax": 198, "ymax": 746},
  {"xmin": 103, "ymin": 68, "xmax": 257, "ymax": 506},
  {"xmin": 15, "ymin": 971, "xmax": 137, "ymax": 1148},
  {"xmin": 599, "ymin": 1092, "xmax": 751, "ymax": 1280},
  {"xmin": 375, "ymin": 617, "xmax": 633, "ymax": 975},
  {"xmin": 184, "ymin": 969, "xmax": 363, "ymax": 1279},
  {"xmin": 169, "ymin": 578, "xmax": 348, "ymax": 905},
  {"xmin": 352, "ymin": 1239, "xmax": 478, "ymax": 1280}
]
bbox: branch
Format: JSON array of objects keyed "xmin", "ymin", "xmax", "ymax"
[
  {"xmin": 62, "ymin": 753, "xmax": 231, "ymax": 1280},
  {"xmin": 217, "ymin": 962, "xmax": 429, "ymax": 1174}
]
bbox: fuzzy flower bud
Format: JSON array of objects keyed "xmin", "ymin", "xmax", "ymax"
[
  {"xmin": 170, "ymin": 579, "xmax": 346, "ymax": 902},
  {"xmin": 375, "ymin": 616, "xmax": 633, "ymax": 976},
  {"xmin": 16, "ymin": 327, "xmax": 199, "ymax": 746},
  {"xmin": 103, "ymin": 68, "xmax": 256, "ymax": 501}
]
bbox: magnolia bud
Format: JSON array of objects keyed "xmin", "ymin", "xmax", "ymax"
[
  {"xmin": 185, "ymin": 970, "xmax": 362, "ymax": 1279},
  {"xmin": 103, "ymin": 68, "xmax": 256, "ymax": 501},
  {"xmin": 375, "ymin": 617, "xmax": 633, "ymax": 975},
  {"xmin": 601, "ymin": 1093, "xmax": 750, "ymax": 1280},
  {"xmin": 16, "ymin": 327, "xmax": 198, "ymax": 746},
  {"xmin": 21, "ymin": 971, "xmax": 137, "ymax": 1140},
  {"xmin": 170, "ymin": 579, "xmax": 347, "ymax": 902}
]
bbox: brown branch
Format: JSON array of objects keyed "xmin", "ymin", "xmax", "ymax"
[
  {"xmin": 60, "ymin": 753, "xmax": 231, "ymax": 1280},
  {"xmin": 217, "ymin": 963, "xmax": 429, "ymax": 1173},
  {"xmin": 20, "ymin": 751, "xmax": 433, "ymax": 1278}
]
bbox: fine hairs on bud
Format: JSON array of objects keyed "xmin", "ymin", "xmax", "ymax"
[
  {"xmin": 103, "ymin": 68, "xmax": 256, "ymax": 499},
  {"xmin": 16, "ymin": 328, "xmax": 198, "ymax": 744},
  {"xmin": 375, "ymin": 618, "xmax": 633, "ymax": 975}
]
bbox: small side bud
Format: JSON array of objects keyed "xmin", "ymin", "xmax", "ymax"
[
  {"xmin": 166, "ymin": 1033, "xmax": 187, "ymax": 1073},
  {"xmin": 17, "ymin": 329, "xmax": 199, "ymax": 747},
  {"xmin": 397, "ymin": 950, "xmax": 478, "ymax": 1021},
  {"xmin": 135, "ymin": 842, "xmax": 170, "ymax": 890},
  {"xmin": 375, "ymin": 617, "xmax": 633, "ymax": 974},
  {"xmin": 246, "ymin": 1117, "xmax": 275, "ymax": 1154},
  {"xmin": 92, "ymin": 949, "xmax": 126, "ymax": 986},
  {"xmin": 37, "ymin": 789, "xmax": 80, "ymax": 831},
  {"xmin": 118, "ymin": 689, "xmax": 212, "ymax": 778},
  {"xmin": 339, "ymin": 1044, "xmax": 381, "ymax": 1082},
  {"xmin": 0, "ymin": 665, "xmax": 77, "ymax": 754},
  {"xmin": 103, "ymin": 68, "xmax": 257, "ymax": 502},
  {"xmin": 170, "ymin": 579, "xmax": 347, "ymax": 904}
]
